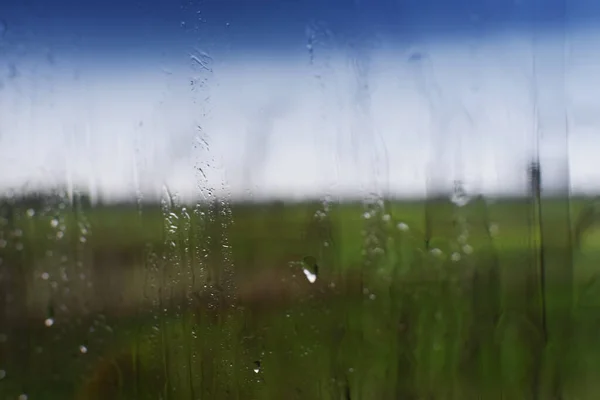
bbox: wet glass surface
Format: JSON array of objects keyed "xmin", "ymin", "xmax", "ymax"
[{"xmin": 2, "ymin": 0, "xmax": 600, "ymax": 399}]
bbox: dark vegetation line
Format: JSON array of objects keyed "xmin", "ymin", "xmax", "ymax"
[{"xmin": 3, "ymin": 189, "xmax": 600, "ymax": 211}]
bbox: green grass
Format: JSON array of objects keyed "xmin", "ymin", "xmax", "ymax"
[{"xmin": 1, "ymin": 196, "xmax": 600, "ymax": 399}]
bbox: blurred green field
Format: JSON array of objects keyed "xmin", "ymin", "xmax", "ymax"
[{"xmin": 1, "ymin": 196, "xmax": 600, "ymax": 399}]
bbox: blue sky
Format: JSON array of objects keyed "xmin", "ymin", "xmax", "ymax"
[{"xmin": 0, "ymin": 0, "xmax": 598, "ymax": 202}]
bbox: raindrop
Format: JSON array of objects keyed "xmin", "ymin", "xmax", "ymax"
[
  {"xmin": 450, "ymin": 180, "xmax": 471, "ymax": 207},
  {"xmin": 41, "ymin": 272, "xmax": 50, "ymax": 280},
  {"xmin": 44, "ymin": 318, "xmax": 54, "ymax": 327},
  {"xmin": 302, "ymin": 268, "xmax": 317, "ymax": 284},
  {"xmin": 462, "ymin": 244, "xmax": 473, "ymax": 254},
  {"xmin": 0, "ymin": 369, "xmax": 5, "ymax": 379},
  {"xmin": 451, "ymin": 252, "xmax": 461, "ymax": 262},
  {"xmin": 26, "ymin": 209, "xmax": 35, "ymax": 217},
  {"xmin": 382, "ymin": 214, "xmax": 391, "ymax": 222},
  {"xmin": 79, "ymin": 345, "xmax": 88, "ymax": 354},
  {"xmin": 79, "ymin": 236, "xmax": 86, "ymax": 243},
  {"xmin": 397, "ymin": 222, "xmax": 409, "ymax": 232},
  {"xmin": 302, "ymin": 256, "xmax": 318, "ymax": 283},
  {"xmin": 190, "ymin": 49, "xmax": 213, "ymax": 72},
  {"xmin": 50, "ymin": 218, "xmax": 59, "ymax": 228},
  {"xmin": 369, "ymin": 293, "xmax": 376, "ymax": 300},
  {"xmin": 363, "ymin": 211, "xmax": 371, "ymax": 219},
  {"xmin": 56, "ymin": 231, "xmax": 64, "ymax": 239},
  {"xmin": 253, "ymin": 361, "xmax": 261, "ymax": 373}
]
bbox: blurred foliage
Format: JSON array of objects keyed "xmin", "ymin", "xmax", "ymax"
[{"xmin": 1, "ymin": 195, "xmax": 600, "ymax": 399}]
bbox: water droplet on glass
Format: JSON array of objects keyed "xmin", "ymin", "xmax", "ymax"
[
  {"xmin": 50, "ymin": 219, "xmax": 59, "ymax": 228},
  {"xmin": 462, "ymin": 244, "xmax": 473, "ymax": 254},
  {"xmin": 26, "ymin": 209, "xmax": 35, "ymax": 217},
  {"xmin": 363, "ymin": 211, "xmax": 371, "ymax": 219},
  {"xmin": 369, "ymin": 293, "xmax": 376, "ymax": 300},
  {"xmin": 56, "ymin": 231, "xmax": 64, "ymax": 239},
  {"xmin": 450, "ymin": 180, "xmax": 471, "ymax": 207},
  {"xmin": 397, "ymin": 222, "xmax": 409, "ymax": 232},
  {"xmin": 451, "ymin": 252, "xmax": 461, "ymax": 262},
  {"xmin": 0, "ymin": 369, "xmax": 5, "ymax": 379},
  {"xmin": 253, "ymin": 361, "xmax": 261, "ymax": 373},
  {"xmin": 18, "ymin": 394, "xmax": 28, "ymax": 400},
  {"xmin": 382, "ymin": 214, "xmax": 391, "ymax": 222},
  {"xmin": 41, "ymin": 272, "xmax": 49, "ymax": 280},
  {"xmin": 301, "ymin": 256, "xmax": 318, "ymax": 283},
  {"xmin": 79, "ymin": 236, "xmax": 86, "ymax": 243},
  {"xmin": 79, "ymin": 345, "xmax": 88, "ymax": 354},
  {"xmin": 302, "ymin": 268, "xmax": 317, "ymax": 283},
  {"xmin": 44, "ymin": 318, "xmax": 54, "ymax": 327}
]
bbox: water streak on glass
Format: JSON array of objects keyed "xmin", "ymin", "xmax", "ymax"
[{"xmin": 3, "ymin": 0, "xmax": 600, "ymax": 399}]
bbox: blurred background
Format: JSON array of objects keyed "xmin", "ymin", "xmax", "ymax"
[{"xmin": 1, "ymin": 0, "xmax": 600, "ymax": 399}]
